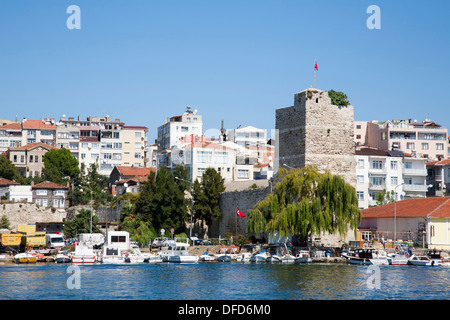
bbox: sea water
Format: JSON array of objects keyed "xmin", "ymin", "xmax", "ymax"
[{"xmin": 0, "ymin": 262, "xmax": 449, "ymax": 300}]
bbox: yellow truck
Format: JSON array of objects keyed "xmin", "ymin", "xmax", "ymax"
[
  {"xmin": 0, "ymin": 233, "xmax": 23, "ymax": 252},
  {"xmin": 19, "ymin": 232, "xmax": 46, "ymax": 249}
]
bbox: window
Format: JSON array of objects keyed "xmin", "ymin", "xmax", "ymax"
[
  {"xmin": 197, "ymin": 168, "xmax": 206, "ymax": 177},
  {"xmin": 135, "ymin": 142, "xmax": 141, "ymax": 149},
  {"xmin": 215, "ymin": 151, "xmax": 228, "ymax": 164},
  {"xmin": 60, "ymin": 199, "xmax": 65, "ymax": 207},
  {"xmin": 357, "ymin": 191, "xmax": 364, "ymax": 200},
  {"xmin": 421, "ymin": 143, "xmax": 429, "ymax": 150},
  {"xmin": 54, "ymin": 190, "xmax": 64, "ymax": 196},
  {"xmin": 37, "ymin": 190, "xmax": 47, "ymax": 195},
  {"xmin": 404, "ymin": 162, "xmax": 412, "ymax": 169},
  {"xmin": 238, "ymin": 169, "xmax": 249, "ymax": 179},
  {"xmin": 135, "ymin": 132, "xmax": 142, "ymax": 138},
  {"xmin": 43, "ymin": 199, "xmax": 48, "ymax": 207},
  {"xmin": 356, "ymin": 135, "xmax": 361, "ymax": 139},
  {"xmin": 111, "ymin": 236, "xmax": 127, "ymax": 243},
  {"xmin": 390, "ymin": 161, "xmax": 398, "ymax": 170},
  {"xmin": 372, "ymin": 160, "xmax": 383, "ymax": 169},
  {"xmin": 35, "ymin": 155, "xmax": 38, "ymax": 163},
  {"xmin": 357, "ymin": 159, "xmax": 364, "ymax": 169},
  {"xmin": 35, "ymin": 199, "xmax": 41, "ymax": 205},
  {"xmin": 20, "ymin": 155, "xmax": 24, "ymax": 163},
  {"xmin": 391, "ymin": 176, "xmax": 398, "ymax": 186},
  {"xmin": 357, "ymin": 175, "xmax": 364, "ymax": 184},
  {"xmin": 54, "ymin": 199, "xmax": 59, "ymax": 207},
  {"xmin": 197, "ymin": 151, "xmax": 212, "ymax": 163},
  {"xmin": 134, "ymin": 152, "xmax": 141, "ymax": 159},
  {"xmin": 406, "ymin": 142, "xmax": 415, "ymax": 150},
  {"xmin": 29, "ymin": 155, "xmax": 33, "ymax": 162},
  {"xmin": 370, "ymin": 177, "xmax": 383, "ymax": 186},
  {"xmin": 356, "ymin": 125, "xmax": 361, "ymax": 129},
  {"xmin": 436, "ymin": 143, "xmax": 444, "ymax": 150},
  {"xmin": 181, "ymin": 127, "xmax": 189, "ymax": 132}
]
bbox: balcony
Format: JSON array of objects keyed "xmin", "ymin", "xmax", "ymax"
[
  {"xmin": 403, "ymin": 168, "xmax": 428, "ymax": 176},
  {"xmin": 368, "ymin": 183, "xmax": 386, "ymax": 191},
  {"xmin": 403, "ymin": 184, "xmax": 428, "ymax": 192}
]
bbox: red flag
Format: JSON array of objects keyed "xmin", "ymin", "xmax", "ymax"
[
  {"xmin": 236, "ymin": 208, "xmax": 246, "ymax": 218},
  {"xmin": 314, "ymin": 60, "xmax": 318, "ymax": 71}
]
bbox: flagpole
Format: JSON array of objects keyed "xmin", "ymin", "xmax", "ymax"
[
  {"xmin": 235, "ymin": 208, "xmax": 237, "ymax": 235},
  {"xmin": 313, "ymin": 58, "xmax": 316, "ymax": 88}
]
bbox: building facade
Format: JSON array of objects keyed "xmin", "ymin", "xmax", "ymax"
[{"xmin": 8, "ymin": 142, "xmax": 57, "ymax": 178}]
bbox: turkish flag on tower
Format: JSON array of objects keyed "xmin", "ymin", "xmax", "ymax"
[
  {"xmin": 314, "ymin": 60, "xmax": 318, "ymax": 71},
  {"xmin": 236, "ymin": 208, "xmax": 246, "ymax": 218}
]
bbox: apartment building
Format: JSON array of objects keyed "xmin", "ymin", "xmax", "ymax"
[
  {"xmin": 355, "ymin": 147, "xmax": 428, "ymax": 209},
  {"xmin": 157, "ymin": 106, "xmax": 202, "ymax": 168},
  {"xmin": 355, "ymin": 119, "xmax": 448, "ymax": 161},
  {"xmin": 426, "ymin": 159, "xmax": 450, "ymax": 197},
  {"xmin": 121, "ymin": 126, "xmax": 148, "ymax": 168},
  {"xmin": 182, "ymin": 140, "xmax": 253, "ymax": 182},
  {"xmin": 0, "ymin": 122, "xmax": 22, "ymax": 152}
]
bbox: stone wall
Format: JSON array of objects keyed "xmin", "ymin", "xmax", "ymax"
[
  {"xmin": 211, "ymin": 186, "xmax": 271, "ymax": 238},
  {"xmin": 0, "ymin": 203, "xmax": 66, "ymax": 232},
  {"xmin": 276, "ymin": 88, "xmax": 356, "ymax": 187}
]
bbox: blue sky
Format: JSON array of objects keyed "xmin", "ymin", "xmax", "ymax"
[{"xmin": 1, "ymin": 1, "xmax": 449, "ymax": 143}]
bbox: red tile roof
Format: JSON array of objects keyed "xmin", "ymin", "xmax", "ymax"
[
  {"xmin": 361, "ymin": 197, "xmax": 450, "ymax": 218},
  {"xmin": 427, "ymin": 159, "xmax": 450, "ymax": 166},
  {"xmin": 116, "ymin": 175, "xmax": 150, "ymax": 185},
  {"xmin": 0, "ymin": 123, "xmax": 21, "ymax": 131},
  {"xmin": 116, "ymin": 166, "xmax": 155, "ymax": 177},
  {"xmin": 32, "ymin": 181, "xmax": 69, "ymax": 190},
  {"xmin": 0, "ymin": 178, "xmax": 20, "ymax": 186},
  {"xmin": 16, "ymin": 142, "xmax": 57, "ymax": 150},
  {"xmin": 22, "ymin": 120, "xmax": 56, "ymax": 130}
]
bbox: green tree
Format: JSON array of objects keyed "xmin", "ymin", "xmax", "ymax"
[
  {"xmin": 0, "ymin": 215, "xmax": 11, "ymax": 229},
  {"xmin": 0, "ymin": 155, "xmax": 20, "ymax": 181},
  {"xmin": 328, "ymin": 89, "xmax": 350, "ymax": 106},
  {"xmin": 63, "ymin": 209, "xmax": 101, "ymax": 238},
  {"xmin": 134, "ymin": 166, "xmax": 190, "ymax": 234},
  {"xmin": 42, "ymin": 148, "xmax": 80, "ymax": 185},
  {"xmin": 193, "ymin": 168, "xmax": 225, "ymax": 233},
  {"xmin": 375, "ymin": 189, "xmax": 395, "ymax": 206},
  {"xmin": 246, "ymin": 166, "xmax": 361, "ymax": 244}
]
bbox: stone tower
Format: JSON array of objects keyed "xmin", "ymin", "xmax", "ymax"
[{"xmin": 275, "ymin": 88, "xmax": 356, "ymax": 187}]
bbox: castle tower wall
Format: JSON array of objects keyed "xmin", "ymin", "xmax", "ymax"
[{"xmin": 276, "ymin": 89, "xmax": 356, "ymax": 187}]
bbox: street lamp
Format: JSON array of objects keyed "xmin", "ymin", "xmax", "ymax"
[
  {"xmin": 283, "ymin": 163, "xmax": 295, "ymax": 170},
  {"xmin": 174, "ymin": 176, "xmax": 194, "ymax": 239},
  {"xmin": 394, "ymin": 183, "xmax": 404, "ymax": 247}
]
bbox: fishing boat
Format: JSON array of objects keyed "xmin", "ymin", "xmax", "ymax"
[
  {"xmin": 250, "ymin": 250, "xmax": 269, "ymax": 263},
  {"xmin": 159, "ymin": 240, "xmax": 198, "ymax": 263},
  {"xmin": 71, "ymin": 244, "xmax": 97, "ymax": 263},
  {"xmin": 296, "ymin": 250, "xmax": 312, "ymax": 263},
  {"xmin": 426, "ymin": 250, "xmax": 443, "ymax": 265},
  {"xmin": 124, "ymin": 244, "xmax": 161, "ymax": 263},
  {"xmin": 14, "ymin": 252, "xmax": 37, "ymax": 264},
  {"xmin": 441, "ymin": 256, "xmax": 450, "ymax": 267}
]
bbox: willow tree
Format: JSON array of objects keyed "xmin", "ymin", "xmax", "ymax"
[{"xmin": 246, "ymin": 166, "xmax": 360, "ymax": 243}]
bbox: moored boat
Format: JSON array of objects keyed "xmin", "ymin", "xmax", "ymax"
[
  {"xmin": 345, "ymin": 248, "xmax": 378, "ymax": 265},
  {"xmin": 388, "ymin": 251, "xmax": 409, "ymax": 265},
  {"xmin": 281, "ymin": 254, "xmax": 297, "ymax": 264},
  {"xmin": 369, "ymin": 249, "xmax": 390, "ymax": 266},
  {"xmin": 296, "ymin": 250, "xmax": 312, "ymax": 263},
  {"xmin": 217, "ymin": 254, "xmax": 231, "ymax": 262},
  {"xmin": 200, "ymin": 251, "xmax": 215, "ymax": 262},
  {"xmin": 14, "ymin": 252, "xmax": 37, "ymax": 264},
  {"xmin": 55, "ymin": 253, "xmax": 71, "ymax": 263},
  {"xmin": 250, "ymin": 250, "xmax": 269, "ymax": 263},
  {"xmin": 408, "ymin": 255, "xmax": 439, "ymax": 266},
  {"xmin": 159, "ymin": 240, "xmax": 198, "ymax": 263}
]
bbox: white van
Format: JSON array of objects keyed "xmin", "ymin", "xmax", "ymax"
[{"xmin": 46, "ymin": 233, "xmax": 65, "ymax": 249}]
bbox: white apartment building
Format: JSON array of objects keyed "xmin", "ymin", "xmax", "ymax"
[
  {"xmin": 182, "ymin": 140, "xmax": 253, "ymax": 182},
  {"xmin": 355, "ymin": 119, "xmax": 448, "ymax": 161},
  {"xmin": 426, "ymin": 159, "xmax": 450, "ymax": 197},
  {"xmin": 157, "ymin": 106, "xmax": 203, "ymax": 169},
  {"xmin": 227, "ymin": 126, "xmax": 267, "ymax": 148},
  {"xmin": 355, "ymin": 147, "xmax": 428, "ymax": 209}
]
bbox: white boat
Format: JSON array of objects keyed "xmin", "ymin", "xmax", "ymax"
[
  {"xmin": 441, "ymin": 257, "xmax": 450, "ymax": 267},
  {"xmin": 14, "ymin": 252, "xmax": 37, "ymax": 264},
  {"xmin": 124, "ymin": 244, "xmax": 162, "ymax": 263},
  {"xmin": 200, "ymin": 251, "xmax": 215, "ymax": 262},
  {"xmin": 100, "ymin": 231, "xmax": 132, "ymax": 264},
  {"xmin": 408, "ymin": 255, "xmax": 439, "ymax": 266},
  {"xmin": 296, "ymin": 250, "xmax": 312, "ymax": 263},
  {"xmin": 159, "ymin": 240, "xmax": 198, "ymax": 263},
  {"xmin": 250, "ymin": 250, "xmax": 269, "ymax": 262},
  {"xmin": 266, "ymin": 254, "xmax": 282, "ymax": 263},
  {"xmin": 281, "ymin": 254, "xmax": 297, "ymax": 263},
  {"xmin": 388, "ymin": 251, "xmax": 409, "ymax": 265},
  {"xmin": 369, "ymin": 249, "xmax": 390, "ymax": 266},
  {"xmin": 71, "ymin": 244, "xmax": 97, "ymax": 263},
  {"xmin": 236, "ymin": 252, "xmax": 252, "ymax": 262},
  {"xmin": 54, "ymin": 253, "xmax": 71, "ymax": 263},
  {"xmin": 427, "ymin": 250, "xmax": 443, "ymax": 265}
]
